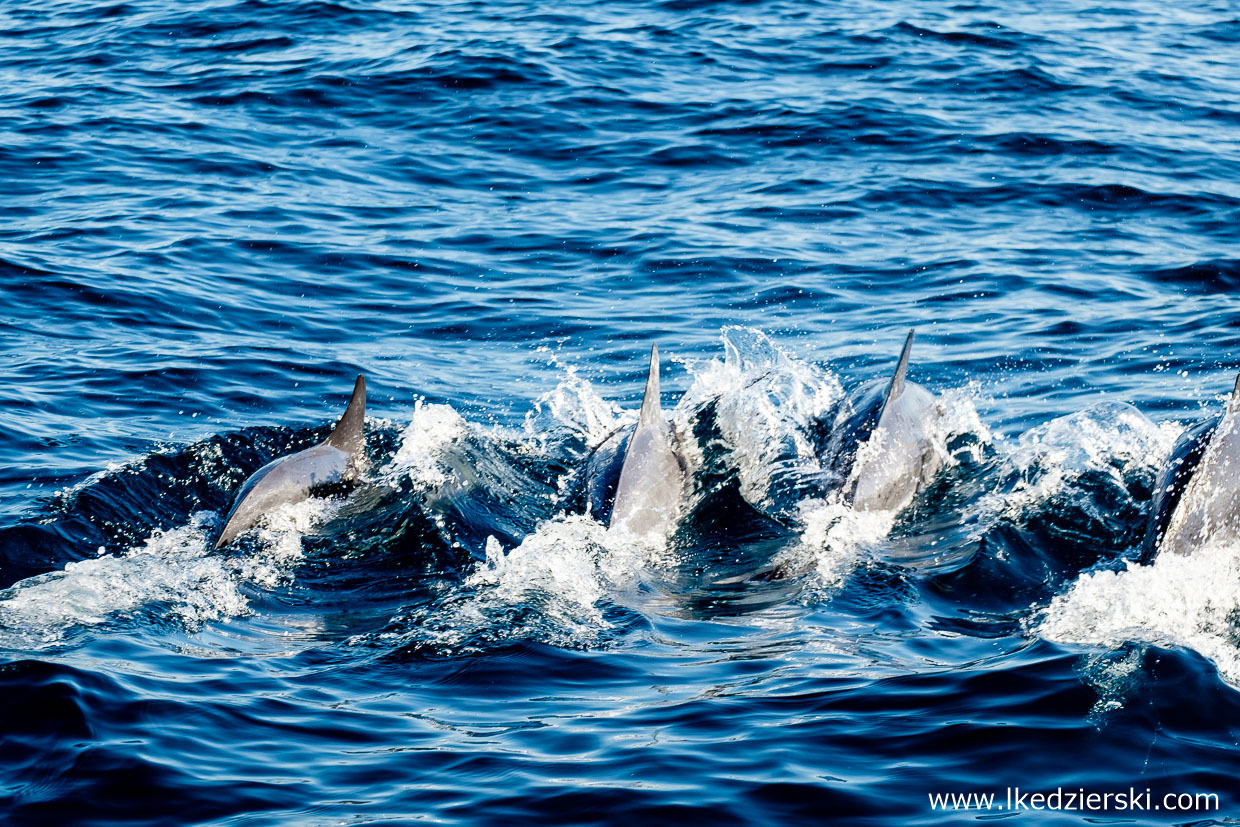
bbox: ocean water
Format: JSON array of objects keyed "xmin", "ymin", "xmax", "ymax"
[{"xmin": 3, "ymin": 0, "xmax": 1240, "ymax": 823}]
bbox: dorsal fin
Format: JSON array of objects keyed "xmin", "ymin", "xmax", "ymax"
[
  {"xmin": 326, "ymin": 374, "xmax": 366, "ymax": 456},
  {"xmin": 610, "ymin": 344, "xmax": 685, "ymax": 538},
  {"xmin": 1228, "ymin": 372, "xmax": 1240, "ymax": 418},
  {"xmin": 638, "ymin": 345, "xmax": 662, "ymax": 427},
  {"xmin": 877, "ymin": 329, "xmax": 914, "ymax": 422}
]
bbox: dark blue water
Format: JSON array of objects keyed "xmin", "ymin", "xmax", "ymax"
[{"xmin": 4, "ymin": 0, "xmax": 1240, "ymax": 823}]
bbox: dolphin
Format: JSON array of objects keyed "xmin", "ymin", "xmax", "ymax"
[
  {"xmin": 584, "ymin": 345, "xmax": 689, "ymax": 540},
  {"xmin": 821, "ymin": 329, "xmax": 943, "ymax": 513},
  {"xmin": 1145, "ymin": 374, "xmax": 1240, "ymax": 559},
  {"xmin": 215, "ymin": 375, "xmax": 368, "ymax": 548}
]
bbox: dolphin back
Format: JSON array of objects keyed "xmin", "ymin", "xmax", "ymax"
[
  {"xmin": 822, "ymin": 331, "xmax": 917, "ymax": 485},
  {"xmin": 583, "ymin": 427, "xmax": 629, "ymax": 525},
  {"xmin": 839, "ymin": 329, "xmax": 942, "ymax": 512},
  {"xmin": 215, "ymin": 443, "xmax": 352, "ymax": 547},
  {"xmin": 1155, "ymin": 374, "xmax": 1240, "ymax": 557},
  {"xmin": 1144, "ymin": 415, "xmax": 1217, "ymax": 561},
  {"xmin": 214, "ymin": 374, "xmax": 368, "ymax": 548},
  {"xmin": 609, "ymin": 345, "xmax": 686, "ymax": 538}
]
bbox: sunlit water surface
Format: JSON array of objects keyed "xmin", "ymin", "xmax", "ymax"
[{"xmin": 3, "ymin": 0, "xmax": 1240, "ymax": 823}]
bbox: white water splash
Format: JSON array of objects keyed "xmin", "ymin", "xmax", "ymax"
[
  {"xmin": 786, "ymin": 496, "xmax": 898, "ymax": 588},
  {"xmin": 388, "ymin": 400, "xmax": 471, "ymax": 493},
  {"xmin": 934, "ymin": 382, "xmax": 993, "ymax": 462},
  {"xmin": 376, "ymin": 512, "xmax": 668, "ymax": 653},
  {"xmin": 970, "ymin": 402, "xmax": 1181, "ymax": 535},
  {"xmin": 0, "ymin": 515, "xmax": 238, "ymax": 649},
  {"xmin": 523, "ymin": 362, "xmax": 628, "ymax": 451},
  {"xmin": 242, "ymin": 495, "xmax": 341, "ymax": 586},
  {"xmin": 1039, "ymin": 539, "xmax": 1240, "ymax": 688},
  {"xmin": 677, "ymin": 326, "xmax": 842, "ymax": 517},
  {"xmin": 0, "ymin": 496, "xmax": 340, "ymax": 650},
  {"xmin": 466, "ymin": 516, "xmax": 614, "ymax": 637},
  {"xmin": 778, "ymin": 392, "xmax": 987, "ymax": 588}
]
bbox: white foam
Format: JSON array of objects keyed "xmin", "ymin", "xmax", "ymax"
[
  {"xmin": 0, "ymin": 495, "xmax": 340, "ymax": 650},
  {"xmin": 970, "ymin": 402, "xmax": 1181, "ymax": 534},
  {"xmin": 933, "ymin": 382, "xmax": 993, "ymax": 463},
  {"xmin": 677, "ymin": 326, "xmax": 842, "ymax": 517},
  {"xmin": 240, "ymin": 495, "xmax": 339, "ymax": 586},
  {"xmin": 0, "ymin": 514, "xmax": 238, "ymax": 649},
  {"xmin": 467, "ymin": 517, "xmax": 613, "ymax": 633},
  {"xmin": 1039, "ymin": 539, "xmax": 1240, "ymax": 687},
  {"xmin": 380, "ymin": 512, "xmax": 667, "ymax": 653},
  {"xmin": 388, "ymin": 400, "xmax": 470, "ymax": 493},
  {"xmin": 775, "ymin": 495, "xmax": 898, "ymax": 589},
  {"xmin": 523, "ymin": 362, "xmax": 628, "ymax": 451},
  {"xmin": 362, "ymin": 495, "xmax": 696, "ymax": 654}
]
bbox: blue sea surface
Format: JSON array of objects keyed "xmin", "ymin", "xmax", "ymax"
[{"xmin": 3, "ymin": 0, "xmax": 1240, "ymax": 823}]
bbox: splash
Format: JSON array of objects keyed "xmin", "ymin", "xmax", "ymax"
[
  {"xmin": 465, "ymin": 517, "xmax": 615, "ymax": 640},
  {"xmin": 969, "ymin": 402, "xmax": 1180, "ymax": 536},
  {"xmin": 0, "ymin": 515, "xmax": 237, "ymax": 650},
  {"xmin": 1078, "ymin": 646, "xmax": 1146, "ymax": 719},
  {"xmin": 782, "ymin": 495, "xmax": 899, "ymax": 589},
  {"xmin": 0, "ymin": 496, "xmax": 340, "ymax": 650},
  {"xmin": 523, "ymin": 361, "xmax": 628, "ymax": 452},
  {"xmin": 1039, "ymin": 540, "xmax": 1240, "ymax": 688},
  {"xmin": 242, "ymin": 495, "xmax": 341, "ymax": 586},
  {"xmin": 769, "ymin": 374, "xmax": 986, "ymax": 588},
  {"xmin": 677, "ymin": 326, "xmax": 842, "ymax": 520},
  {"xmin": 363, "ymin": 513, "xmax": 664, "ymax": 654},
  {"xmin": 388, "ymin": 400, "xmax": 471, "ymax": 494},
  {"xmin": 781, "ymin": 391, "xmax": 987, "ymax": 588},
  {"xmin": 933, "ymin": 382, "xmax": 993, "ymax": 463}
]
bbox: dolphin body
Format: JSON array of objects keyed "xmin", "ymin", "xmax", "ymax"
[
  {"xmin": 214, "ymin": 375, "xmax": 368, "ymax": 548},
  {"xmin": 821, "ymin": 330, "xmax": 943, "ymax": 514},
  {"xmin": 1145, "ymin": 374, "xmax": 1240, "ymax": 560},
  {"xmin": 584, "ymin": 345, "xmax": 689, "ymax": 540}
]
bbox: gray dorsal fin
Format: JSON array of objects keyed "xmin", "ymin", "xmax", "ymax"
[
  {"xmin": 877, "ymin": 329, "xmax": 915, "ymax": 422},
  {"xmin": 638, "ymin": 344, "xmax": 662, "ymax": 427},
  {"xmin": 1228, "ymin": 372, "xmax": 1240, "ymax": 417},
  {"xmin": 610, "ymin": 344, "xmax": 684, "ymax": 538},
  {"xmin": 326, "ymin": 374, "xmax": 366, "ymax": 456}
]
